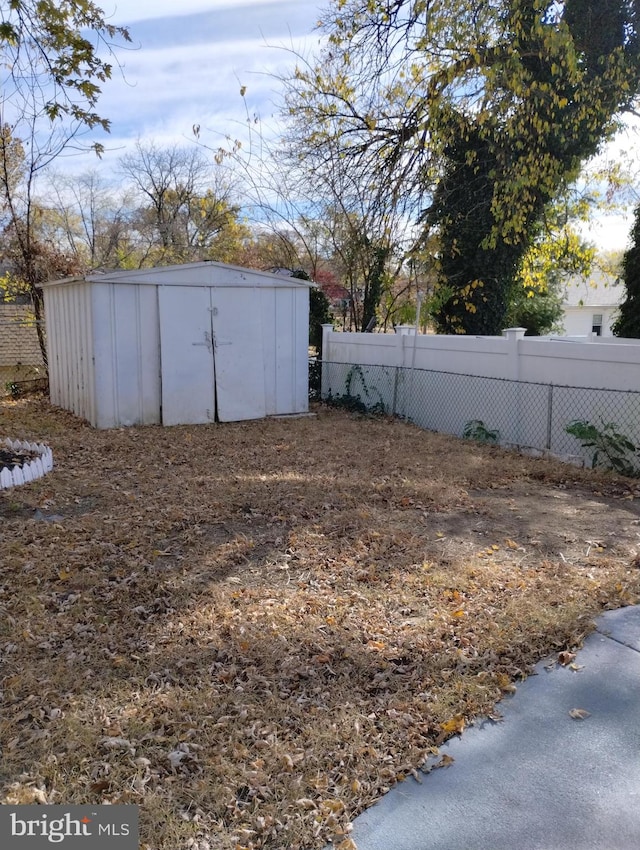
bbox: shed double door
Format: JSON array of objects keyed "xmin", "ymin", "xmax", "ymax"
[{"xmin": 158, "ymin": 286, "xmax": 266, "ymax": 424}]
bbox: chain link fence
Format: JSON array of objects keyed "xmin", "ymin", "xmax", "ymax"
[{"xmin": 314, "ymin": 359, "xmax": 640, "ymax": 472}]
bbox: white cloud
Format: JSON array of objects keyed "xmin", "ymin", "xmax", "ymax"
[
  {"xmin": 108, "ymin": 0, "xmax": 296, "ymax": 25},
  {"xmin": 59, "ymin": 3, "xmax": 323, "ymax": 175},
  {"xmin": 580, "ymin": 214, "xmax": 633, "ymax": 253}
]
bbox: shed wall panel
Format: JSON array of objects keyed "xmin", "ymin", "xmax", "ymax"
[
  {"xmin": 274, "ymin": 287, "xmax": 295, "ymax": 414},
  {"xmin": 92, "ymin": 283, "xmax": 160, "ymax": 428},
  {"xmin": 292, "ymin": 289, "xmax": 310, "ymax": 413},
  {"xmin": 113, "ymin": 286, "xmax": 143, "ymax": 426},
  {"xmin": 212, "ymin": 286, "xmax": 266, "ymax": 421},
  {"xmin": 138, "ymin": 286, "xmax": 162, "ymax": 424},
  {"xmin": 45, "ymin": 282, "xmax": 95, "ymax": 422},
  {"xmin": 91, "ymin": 283, "xmax": 117, "ymax": 427},
  {"xmin": 259, "ymin": 288, "xmax": 277, "ymax": 415},
  {"xmin": 158, "ymin": 286, "xmax": 215, "ymax": 425},
  {"xmin": 75, "ymin": 282, "xmax": 95, "ymax": 423}
]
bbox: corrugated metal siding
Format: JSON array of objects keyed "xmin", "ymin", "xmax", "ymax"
[
  {"xmin": 45, "ymin": 282, "xmax": 96, "ymax": 423},
  {"xmin": 275, "ymin": 287, "xmax": 295, "ymax": 414},
  {"xmin": 259, "ymin": 287, "xmax": 277, "ymax": 415},
  {"xmin": 258, "ymin": 286, "xmax": 309, "ymax": 416},
  {"xmin": 92, "ymin": 283, "xmax": 160, "ymax": 428},
  {"xmin": 293, "ymin": 288, "xmax": 310, "ymax": 413}
]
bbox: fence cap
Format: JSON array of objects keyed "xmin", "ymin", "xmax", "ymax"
[{"xmin": 503, "ymin": 327, "xmax": 527, "ymax": 339}]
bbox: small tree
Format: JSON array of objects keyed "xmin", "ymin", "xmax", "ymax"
[
  {"xmin": 288, "ymin": 268, "xmax": 332, "ymax": 354},
  {"xmin": 309, "ymin": 287, "xmax": 331, "ymax": 354},
  {"xmin": 120, "ymin": 141, "xmax": 243, "ymax": 266},
  {"xmin": 506, "ymin": 284, "xmax": 564, "ymax": 336},
  {"xmin": 0, "ymin": 1, "xmax": 130, "ymax": 367},
  {"xmin": 612, "ymin": 202, "xmax": 640, "ymax": 338}
]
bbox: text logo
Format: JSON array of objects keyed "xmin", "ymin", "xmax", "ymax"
[{"xmin": 1, "ymin": 806, "xmax": 138, "ymax": 849}]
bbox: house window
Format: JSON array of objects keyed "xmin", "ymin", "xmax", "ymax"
[{"xmin": 592, "ymin": 314, "xmax": 603, "ymax": 336}]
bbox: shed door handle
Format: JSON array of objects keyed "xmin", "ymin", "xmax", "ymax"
[{"xmin": 192, "ymin": 331, "xmax": 213, "ymax": 352}]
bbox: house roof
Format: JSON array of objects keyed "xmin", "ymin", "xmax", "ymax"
[
  {"xmin": 42, "ymin": 261, "xmax": 316, "ymax": 289},
  {"xmin": 0, "ymin": 304, "xmax": 43, "ymax": 367},
  {"xmin": 562, "ymin": 269, "xmax": 624, "ymax": 308},
  {"xmin": 321, "ymin": 282, "xmax": 351, "ymax": 302}
]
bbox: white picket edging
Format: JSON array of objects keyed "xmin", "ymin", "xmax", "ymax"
[{"xmin": 0, "ymin": 438, "xmax": 54, "ymax": 490}]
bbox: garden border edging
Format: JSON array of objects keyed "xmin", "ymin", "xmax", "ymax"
[{"xmin": 0, "ymin": 438, "xmax": 54, "ymax": 489}]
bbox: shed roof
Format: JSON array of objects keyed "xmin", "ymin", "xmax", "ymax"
[{"xmin": 42, "ymin": 261, "xmax": 316, "ymax": 289}]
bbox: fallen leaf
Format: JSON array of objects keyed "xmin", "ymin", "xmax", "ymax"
[
  {"xmin": 100, "ymin": 736, "xmax": 134, "ymax": 752},
  {"xmin": 435, "ymin": 753, "xmax": 455, "ymax": 769},
  {"xmin": 440, "ymin": 715, "xmax": 465, "ymax": 735},
  {"xmin": 321, "ymin": 799, "xmax": 346, "ymax": 814},
  {"xmin": 569, "ymin": 708, "xmax": 591, "ymax": 720},
  {"xmin": 4, "ymin": 394, "xmax": 638, "ymax": 850},
  {"xmin": 496, "ymin": 672, "xmax": 517, "ymax": 693},
  {"xmin": 336, "ymin": 839, "xmax": 358, "ymax": 850},
  {"xmin": 558, "ymin": 651, "xmax": 576, "ymax": 666}
]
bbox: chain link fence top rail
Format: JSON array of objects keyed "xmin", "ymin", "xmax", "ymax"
[{"xmin": 316, "ymin": 359, "xmax": 640, "ymax": 471}]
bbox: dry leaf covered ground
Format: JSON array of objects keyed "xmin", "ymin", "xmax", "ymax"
[{"xmin": 2, "ymin": 396, "xmax": 640, "ymax": 850}]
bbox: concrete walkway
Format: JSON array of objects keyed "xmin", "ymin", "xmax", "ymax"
[{"xmin": 337, "ymin": 606, "xmax": 640, "ymax": 850}]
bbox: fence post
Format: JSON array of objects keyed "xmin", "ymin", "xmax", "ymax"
[
  {"xmin": 502, "ymin": 327, "xmax": 526, "ymax": 379},
  {"xmin": 320, "ymin": 324, "xmax": 333, "ymax": 399},
  {"xmin": 546, "ymin": 384, "xmax": 554, "ymax": 451},
  {"xmin": 321, "ymin": 324, "xmax": 333, "ymax": 360},
  {"xmin": 395, "ymin": 325, "xmax": 416, "ymax": 418},
  {"xmin": 392, "ymin": 367, "xmax": 399, "ymax": 417},
  {"xmin": 502, "ymin": 328, "xmax": 526, "ymax": 446}
]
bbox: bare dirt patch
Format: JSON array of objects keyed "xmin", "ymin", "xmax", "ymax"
[{"xmin": 1, "ymin": 397, "xmax": 640, "ymax": 850}]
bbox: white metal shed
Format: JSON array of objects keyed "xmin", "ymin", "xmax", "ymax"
[{"xmin": 42, "ymin": 262, "xmax": 312, "ymax": 428}]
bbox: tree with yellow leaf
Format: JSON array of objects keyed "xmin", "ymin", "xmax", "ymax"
[
  {"xmin": 285, "ymin": 0, "xmax": 640, "ymax": 334},
  {"xmin": 505, "ymin": 192, "xmax": 597, "ymax": 335}
]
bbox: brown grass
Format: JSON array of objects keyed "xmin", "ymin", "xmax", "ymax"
[{"xmin": 2, "ymin": 397, "xmax": 640, "ymax": 850}]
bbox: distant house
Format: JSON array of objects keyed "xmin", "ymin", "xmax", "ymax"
[
  {"xmin": 0, "ymin": 303, "xmax": 45, "ymax": 392},
  {"xmin": 320, "ymin": 281, "xmax": 352, "ymax": 313},
  {"xmin": 561, "ymin": 270, "xmax": 624, "ymax": 337}
]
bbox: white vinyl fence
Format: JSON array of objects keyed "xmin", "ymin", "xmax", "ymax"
[{"xmin": 320, "ymin": 325, "xmax": 640, "ymax": 468}]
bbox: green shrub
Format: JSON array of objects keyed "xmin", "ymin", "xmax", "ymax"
[
  {"xmin": 565, "ymin": 419, "xmax": 640, "ymax": 477},
  {"xmin": 462, "ymin": 419, "xmax": 500, "ymax": 445}
]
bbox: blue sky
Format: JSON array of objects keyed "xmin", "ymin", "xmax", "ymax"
[
  {"xmin": 67, "ymin": 1, "xmax": 638, "ymax": 250},
  {"xmin": 71, "ymin": 0, "xmax": 323, "ymax": 170}
]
